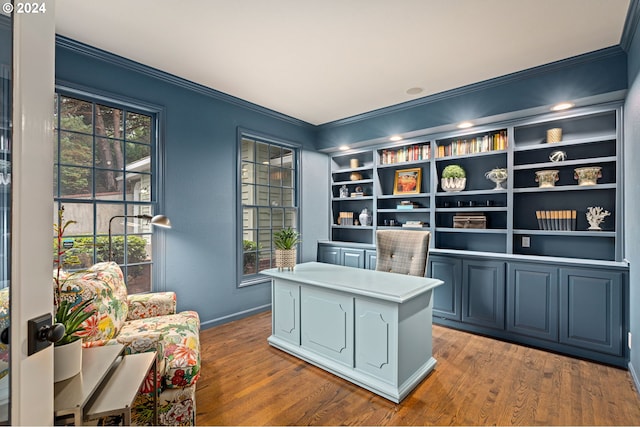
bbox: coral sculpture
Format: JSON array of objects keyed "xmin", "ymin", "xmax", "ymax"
[{"xmin": 586, "ymin": 206, "xmax": 610, "ymax": 231}]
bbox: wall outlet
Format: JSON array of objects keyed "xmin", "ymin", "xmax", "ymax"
[
  {"xmin": 629, "ymin": 332, "xmax": 633, "ymax": 349},
  {"xmin": 522, "ymin": 236, "xmax": 530, "ymax": 248}
]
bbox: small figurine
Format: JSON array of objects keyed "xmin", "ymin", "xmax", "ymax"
[
  {"xmin": 339, "ymin": 184, "xmax": 349, "ymax": 198},
  {"xmin": 586, "ymin": 206, "xmax": 610, "ymax": 231},
  {"xmin": 549, "ymin": 150, "xmax": 567, "ymax": 162}
]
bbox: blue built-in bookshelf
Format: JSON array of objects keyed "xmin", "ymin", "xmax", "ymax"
[{"xmin": 329, "ymin": 102, "xmax": 622, "ymax": 263}]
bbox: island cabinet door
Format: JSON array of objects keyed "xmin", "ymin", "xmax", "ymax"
[
  {"xmin": 272, "ymin": 279, "xmax": 301, "ymax": 345},
  {"xmin": 559, "ymin": 268, "xmax": 623, "ymax": 355},
  {"xmin": 462, "ymin": 260, "xmax": 506, "ymax": 330},
  {"xmin": 354, "ymin": 299, "xmax": 397, "ymax": 385},
  {"xmin": 506, "ymin": 263, "xmax": 558, "ymax": 342},
  {"xmin": 300, "ymin": 287, "xmax": 354, "ymax": 366}
]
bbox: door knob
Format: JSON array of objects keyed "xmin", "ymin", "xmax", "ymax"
[{"xmin": 27, "ymin": 314, "xmax": 65, "ymax": 356}]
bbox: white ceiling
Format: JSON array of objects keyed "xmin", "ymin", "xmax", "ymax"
[{"xmin": 55, "ymin": 0, "xmax": 630, "ymax": 125}]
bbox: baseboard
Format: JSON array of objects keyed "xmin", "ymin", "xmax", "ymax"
[
  {"xmin": 629, "ymin": 361, "xmax": 640, "ymax": 396},
  {"xmin": 200, "ymin": 303, "xmax": 271, "ymax": 330}
]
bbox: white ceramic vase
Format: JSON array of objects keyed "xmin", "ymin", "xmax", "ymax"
[
  {"xmin": 54, "ymin": 339, "xmax": 82, "ymax": 382},
  {"xmin": 441, "ymin": 177, "xmax": 466, "ymax": 192}
]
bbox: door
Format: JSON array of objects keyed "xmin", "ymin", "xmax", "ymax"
[
  {"xmin": 11, "ymin": 4, "xmax": 56, "ymax": 424},
  {"xmin": 341, "ymin": 248, "xmax": 365, "ymax": 269},
  {"xmin": 462, "ymin": 259, "xmax": 505, "ymax": 329},
  {"xmin": 427, "ymin": 255, "xmax": 462, "ymax": 321},
  {"xmin": 317, "ymin": 245, "xmax": 340, "ymax": 265}
]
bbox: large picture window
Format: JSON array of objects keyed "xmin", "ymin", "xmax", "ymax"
[
  {"xmin": 239, "ymin": 134, "xmax": 298, "ymax": 285},
  {"xmin": 53, "ymin": 92, "xmax": 159, "ymax": 294}
]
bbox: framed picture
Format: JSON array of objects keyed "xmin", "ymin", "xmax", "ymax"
[{"xmin": 393, "ymin": 168, "xmax": 421, "ymax": 195}]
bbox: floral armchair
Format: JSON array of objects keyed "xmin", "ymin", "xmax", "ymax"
[{"xmin": 59, "ymin": 262, "xmax": 200, "ymax": 426}]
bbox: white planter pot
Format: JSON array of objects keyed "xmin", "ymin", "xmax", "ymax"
[
  {"xmin": 54, "ymin": 339, "xmax": 82, "ymax": 382},
  {"xmin": 441, "ymin": 177, "xmax": 466, "ymax": 192}
]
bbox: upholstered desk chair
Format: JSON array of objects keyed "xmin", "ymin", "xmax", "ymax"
[{"xmin": 375, "ymin": 230, "xmax": 431, "ymax": 277}]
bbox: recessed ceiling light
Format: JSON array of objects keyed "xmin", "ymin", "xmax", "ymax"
[
  {"xmin": 551, "ymin": 102, "xmax": 574, "ymax": 111},
  {"xmin": 457, "ymin": 121, "xmax": 473, "ymax": 129},
  {"xmin": 406, "ymin": 87, "xmax": 424, "ymax": 95},
  {"xmin": 338, "ymin": 145, "xmax": 350, "ymax": 151},
  {"xmin": 389, "ymin": 135, "xmax": 403, "ymax": 142}
]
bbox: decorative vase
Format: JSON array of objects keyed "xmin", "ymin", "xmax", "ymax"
[
  {"xmin": 574, "ymin": 166, "xmax": 602, "ymax": 186},
  {"xmin": 441, "ymin": 177, "xmax": 466, "ymax": 192},
  {"xmin": 275, "ymin": 248, "xmax": 296, "ymax": 271},
  {"xmin": 535, "ymin": 170, "xmax": 559, "ymax": 188},
  {"xmin": 350, "ymin": 171, "xmax": 363, "ymax": 181},
  {"xmin": 359, "ymin": 207, "xmax": 371, "ymax": 226},
  {"xmin": 484, "ymin": 168, "xmax": 508, "ymax": 190},
  {"xmin": 547, "ymin": 128, "xmax": 562, "ymax": 143},
  {"xmin": 54, "ymin": 339, "xmax": 82, "ymax": 382}
]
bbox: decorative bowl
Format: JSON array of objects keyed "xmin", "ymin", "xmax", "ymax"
[
  {"xmin": 485, "ymin": 168, "xmax": 508, "ymax": 190},
  {"xmin": 574, "ymin": 166, "xmax": 602, "ymax": 186},
  {"xmin": 535, "ymin": 170, "xmax": 559, "ymax": 188}
]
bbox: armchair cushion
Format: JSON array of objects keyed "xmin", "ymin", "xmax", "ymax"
[{"xmin": 127, "ymin": 291, "xmax": 177, "ymax": 320}]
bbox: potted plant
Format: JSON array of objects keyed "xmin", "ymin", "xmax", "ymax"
[
  {"xmin": 485, "ymin": 167, "xmax": 508, "ymax": 190},
  {"xmin": 273, "ymin": 227, "xmax": 301, "ymax": 271},
  {"xmin": 53, "ymin": 207, "xmax": 96, "ymax": 381},
  {"xmin": 441, "ymin": 164, "xmax": 466, "ymax": 192}
]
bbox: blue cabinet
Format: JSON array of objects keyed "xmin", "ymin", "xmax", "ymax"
[
  {"xmin": 462, "ymin": 260, "xmax": 505, "ymax": 330},
  {"xmin": 427, "ymin": 256, "xmax": 462, "ymax": 321},
  {"xmin": 341, "ymin": 248, "xmax": 365, "ymax": 269},
  {"xmin": 365, "ymin": 250, "xmax": 377, "ymax": 270},
  {"xmin": 507, "ymin": 263, "xmax": 558, "ymax": 341},
  {"xmin": 318, "ymin": 245, "xmax": 341, "ymax": 265},
  {"xmin": 560, "ymin": 268, "xmax": 623, "ymax": 356}
]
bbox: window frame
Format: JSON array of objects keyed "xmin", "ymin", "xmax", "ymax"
[
  {"xmin": 53, "ymin": 84, "xmax": 166, "ymax": 292},
  {"xmin": 237, "ymin": 128, "xmax": 300, "ymax": 287}
]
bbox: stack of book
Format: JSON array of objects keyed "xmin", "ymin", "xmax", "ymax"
[
  {"xmin": 338, "ymin": 212, "xmax": 354, "ymax": 226},
  {"xmin": 402, "ymin": 220, "xmax": 426, "ymax": 228},
  {"xmin": 536, "ymin": 210, "xmax": 576, "ymax": 231},
  {"xmin": 380, "ymin": 144, "xmax": 430, "ymax": 164},
  {"xmin": 436, "ymin": 130, "xmax": 508, "ymax": 158},
  {"xmin": 396, "ymin": 201, "xmax": 420, "ymax": 210}
]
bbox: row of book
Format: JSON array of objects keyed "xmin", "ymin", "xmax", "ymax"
[
  {"xmin": 436, "ymin": 130, "xmax": 508, "ymax": 158},
  {"xmin": 337, "ymin": 211, "xmax": 355, "ymax": 226},
  {"xmin": 536, "ymin": 210, "xmax": 577, "ymax": 231},
  {"xmin": 380, "ymin": 144, "xmax": 430, "ymax": 164}
]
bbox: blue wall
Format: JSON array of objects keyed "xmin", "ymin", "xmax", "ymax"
[
  {"xmin": 55, "ymin": 38, "xmax": 322, "ymax": 329},
  {"xmin": 624, "ymin": 0, "xmax": 640, "ymax": 391}
]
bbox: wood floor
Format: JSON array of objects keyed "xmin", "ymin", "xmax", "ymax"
[{"xmin": 195, "ymin": 310, "xmax": 640, "ymax": 426}]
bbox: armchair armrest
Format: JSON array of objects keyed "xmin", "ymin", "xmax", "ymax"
[{"xmin": 127, "ymin": 292, "xmax": 176, "ymax": 320}]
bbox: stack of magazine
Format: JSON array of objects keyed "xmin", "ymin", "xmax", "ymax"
[{"xmin": 536, "ymin": 210, "xmax": 576, "ymax": 231}]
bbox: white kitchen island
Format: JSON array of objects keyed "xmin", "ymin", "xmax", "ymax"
[{"xmin": 262, "ymin": 262, "xmax": 443, "ymax": 403}]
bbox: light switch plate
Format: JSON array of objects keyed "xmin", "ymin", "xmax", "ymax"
[{"xmin": 522, "ymin": 236, "xmax": 531, "ymax": 248}]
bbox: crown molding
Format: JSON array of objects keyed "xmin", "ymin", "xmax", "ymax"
[
  {"xmin": 55, "ymin": 35, "xmax": 315, "ymax": 129},
  {"xmin": 319, "ymin": 46, "xmax": 626, "ymax": 130},
  {"xmin": 621, "ymin": 0, "xmax": 640, "ymax": 51}
]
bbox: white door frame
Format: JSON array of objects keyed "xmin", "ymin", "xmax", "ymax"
[{"xmin": 11, "ymin": 2, "xmax": 55, "ymax": 424}]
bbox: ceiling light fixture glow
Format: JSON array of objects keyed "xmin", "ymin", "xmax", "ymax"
[
  {"xmin": 338, "ymin": 145, "xmax": 350, "ymax": 151},
  {"xmin": 457, "ymin": 121, "xmax": 473, "ymax": 129},
  {"xmin": 389, "ymin": 135, "xmax": 403, "ymax": 142},
  {"xmin": 551, "ymin": 102, "xmax": 574, "ymax": 111}
]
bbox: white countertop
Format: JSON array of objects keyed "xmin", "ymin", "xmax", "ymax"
[{"xmin": 261, "ymin": 262, "xmax": 442, "ymax": 303}]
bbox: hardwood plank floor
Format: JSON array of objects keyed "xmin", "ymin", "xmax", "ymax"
[{"xmin": 195, "ymin": 311, "xmax": 640, "ymax": 425}]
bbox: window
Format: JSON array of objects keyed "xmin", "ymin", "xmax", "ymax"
[
  {"xmin": 239, "ymin": 134, "xmax": 298, "ymax": 285},
  {"xmin": 53, "ymin": 92, "xmax": 159, "ymax": 293}
]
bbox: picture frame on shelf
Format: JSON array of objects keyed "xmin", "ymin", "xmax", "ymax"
[{"xmin": 393, "ymin": 167, "xmax": 421, "ymax": 195}]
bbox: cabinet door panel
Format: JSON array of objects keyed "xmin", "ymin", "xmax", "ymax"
[
  {"xmin": 365, "ymin": 250, "xmax": 377, "ymax": 270},
  {"xmin": 342, "ymin": 248, "xmax": 365, "ymax": 269},
  {"xmin": 273, "ymin": 280, "xmax": 301, "ymax": 345},
  {"xmin": 301, "ymin": 287, "xmax": 354, "ymax": 366},
  {"xmin": 428, "ymin": 256, "xmax": 462, "ymax": 320},
  {"xmin": 507, "ymin": 263, "xmax": 558, "ymax": 341},
  {"xmin": 559, "ymin": 268, "xmax": 622, "ymax": 355},
  {"xmin": 317, "ymin": 245, "xmax": 340, "ymax": 265},
  {"xmin": 462, "ymin": 260, "xmax": 505, "ymax": 329}
]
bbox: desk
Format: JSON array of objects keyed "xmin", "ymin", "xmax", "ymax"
[{"xmin": 262, "ymin": 262, "xmax": 443, "ymax": 403}]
